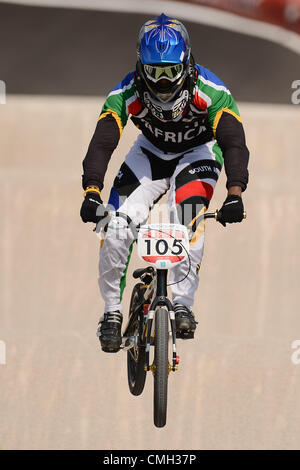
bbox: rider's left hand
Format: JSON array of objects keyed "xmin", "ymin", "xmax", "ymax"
[{"xmin": 217, "ymin": 194, "xmax": 244, "ymax": 227}]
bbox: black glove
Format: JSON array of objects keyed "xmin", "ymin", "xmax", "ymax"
[
  {"xmin": 80, "ymin": 191, "xmax": 105, "ymax": 223},
  {"xmin": 217, "ymin": 195, "xmax": 244, "ymax": 227}
]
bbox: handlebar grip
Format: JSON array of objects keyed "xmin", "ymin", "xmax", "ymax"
[
  {"xmin": 215, "ymin": 209, "xmax": 247, "ymax": 223},
  {"xmin": 203, "ymin": 211, "xmax": 218, "ymax": 220},
  {"xmin": 205, "ymin": 210, "xmax": 247, "ymax": 223}
]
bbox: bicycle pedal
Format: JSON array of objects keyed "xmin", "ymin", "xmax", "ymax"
[{"xmin": 176, "ymin": 330, "xmax": 194, "ymax": 340}]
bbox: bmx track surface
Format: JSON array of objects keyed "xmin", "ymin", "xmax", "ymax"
[{"xmin": 0, "ymin": 2, "xmax": 300, "ymax": 450}]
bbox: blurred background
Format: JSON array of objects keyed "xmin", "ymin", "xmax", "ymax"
[{"xmin": 0, "ymin": 0, "xmax": 300, "ymax": 450}]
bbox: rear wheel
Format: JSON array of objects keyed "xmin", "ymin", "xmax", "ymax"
[
  {"xmin": 127, "ymin": 284, "xmax": 147, "ymax": 396},
  {"xmin": 153, "ymin": 307, "xmax": 169, "ymax": 428}
]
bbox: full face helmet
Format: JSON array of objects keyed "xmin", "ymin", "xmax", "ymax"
[{"xmin": 136, "ymin": 13, "xmax": 194, "ymax": 121}]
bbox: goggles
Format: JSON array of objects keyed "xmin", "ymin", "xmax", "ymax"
[{"xmin": 144, "ymin": 63, "xmax": 184, "ymax": 83}]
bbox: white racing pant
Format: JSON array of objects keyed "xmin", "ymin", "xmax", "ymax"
[{"xmin": 99, "ymin": 134, "xmax": 222, "ymax": 313}]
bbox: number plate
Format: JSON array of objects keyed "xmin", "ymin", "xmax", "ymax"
[{"xmin": 137, "ymin": 223, "xmax": 189, "ymax": 269}]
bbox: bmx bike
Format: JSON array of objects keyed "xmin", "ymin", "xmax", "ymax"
[{"xmin": 96, "ymin": 209, "xmax": 244, "ymax": 428}]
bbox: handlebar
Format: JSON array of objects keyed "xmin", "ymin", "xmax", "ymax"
[{"xmin": 94, "ymin": 209, "xmax": 247, "ymax": 231}]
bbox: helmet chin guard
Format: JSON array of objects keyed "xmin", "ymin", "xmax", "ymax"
[{"xmin": 143, "ymin": 89, "xmax": 190, "ymax": 122}]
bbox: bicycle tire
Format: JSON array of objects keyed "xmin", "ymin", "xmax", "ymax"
[
  {"xmin": 127, "ymin": 283, "xmax": 147, "ymax": 396},
  {"xmin": 153, "ymin": 307, "xmax": 169, "ymax": 428}
]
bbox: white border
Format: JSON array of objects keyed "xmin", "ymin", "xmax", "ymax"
[{"xmin": 2, "ymin": 0, "xmax": 300, "ymax": 55}]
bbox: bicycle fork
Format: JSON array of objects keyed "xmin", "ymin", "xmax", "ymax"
[{"xmin": 144, "ymin": 269, "xmax": 179, "ymax": 373}]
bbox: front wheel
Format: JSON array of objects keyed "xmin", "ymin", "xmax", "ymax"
[
  {"xmin": 153, "ymin": 307, "xmax": 169, "ymax": 428},
  {"xmin": 127, "ymin": 283, "xmax": 147, "ymax": 396}
]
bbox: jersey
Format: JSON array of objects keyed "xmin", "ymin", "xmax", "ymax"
[{"xmin": 82, "ymin": 65, "xmax": 249, "ymax": 192}]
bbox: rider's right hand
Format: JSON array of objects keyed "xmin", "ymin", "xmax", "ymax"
[{"xmin": 80, "ymin": 189, "xmax": 105, "ymax": 223}]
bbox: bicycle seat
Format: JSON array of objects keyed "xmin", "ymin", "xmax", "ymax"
[{"xmin": 133, "ymin": 267, "xmax": 154, "ymax": 279}]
